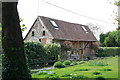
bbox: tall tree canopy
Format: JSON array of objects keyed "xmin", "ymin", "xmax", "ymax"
[
  {"xmin": 2, "ymin": 2, "xmax": 31, "ymax": 79},
  {"xmin": 99, "ymin": 30, "xmax": 120, "ymax": 47}
]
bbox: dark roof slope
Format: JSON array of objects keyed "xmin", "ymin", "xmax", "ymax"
[{"xmin": 40, "ymin": 16, "xmax": 97, "ymax": 41}]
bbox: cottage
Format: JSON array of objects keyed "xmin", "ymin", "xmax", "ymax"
[{"xmin": 24, "ymin": 16, "xmax": 99, "ymax": 59}]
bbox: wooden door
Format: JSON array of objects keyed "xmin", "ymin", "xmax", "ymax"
[{"xmin": 79, "ymin": 50, "xmax": 83, "ymax": 58}]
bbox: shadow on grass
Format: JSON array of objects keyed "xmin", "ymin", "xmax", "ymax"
[{"xmin": 74, "ymin": 69, "xmax": 90, "ymax": 71}]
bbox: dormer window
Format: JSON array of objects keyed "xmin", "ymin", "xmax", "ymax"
[
  {"xmin": 50, "ymin": 20, "xmax": 59, "ymax": 29},
  {"xmin": 42, "ymin": 31, "xmax": 45, "ymax": 36},
  {"xmin": 82, "ymin": 26, "xmax": 88, "ymax": 33}
]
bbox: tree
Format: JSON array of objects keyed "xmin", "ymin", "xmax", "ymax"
[
  {"xmin": 104, "ymin": 35, "xmax": 117, "ymax": 47},
  {"xmin": 2, "ymin": 2, "xmax": 31, "ymax": 79},
  {"xmin": 99, "ymin": 32, "xmax": 110, "ymax": 47},
  {"xmin": 100, "ymin": 30, "xmax": 120, "ymax": 47},
  {"xmin": 87, "ymin": 23, "xmax": 103, "ymax": 39},
  {"xmin": 114, "ymin": 0, "xmax": 120, "ymax": 30}
]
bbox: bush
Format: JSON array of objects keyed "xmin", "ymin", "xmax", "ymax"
[
  {"xmin": 63, "ymin": 60, "xmax": 71, "ymax": 66},
  {"xmin": 44, "ymin": 44, "xmax": 60, "ymax": 61},
  {"xmin": 79, "ymin": 61, "xmax": 86, "ymax": 64},
  {"xmin": 95, "ymin": 77, "xmax": 105, "ymax": 80},
  {"xmin": 53, "ymin": 61, "xmax": 63, "ymax": 68},
  {"xmin": 24, "ymin": 42, "xmax": 61, "ymax": 68},
  {"xmin": 71, "ymin": 61, "xmax": 77, "ymax": 65},
  {"xmin": 93, "ymin": 72, "xmax": 102, "ymax": 75},
  {"xmin": 96, "ymin": 47, "xmax": 119, "ymax": 57},
  {"xmin": 101, "ymin": 69, "xmax": 112, "ymax": 71}
]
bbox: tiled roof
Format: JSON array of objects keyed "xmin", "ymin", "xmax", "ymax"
[{"xmin": 40, "ymin": 16, "xmax": 97, "ymax": 41}]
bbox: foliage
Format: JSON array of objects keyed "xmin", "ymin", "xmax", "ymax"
[
  {"xmin": 93, "ymin": 72, "xmax": 102, "ymax": 75},
  {"xmin": 60, "ymin": 41, "xmax": 72, "ymax": 60},
  {"xmin": 104, "ymin": 30, "xmax": 120, "ymax": 47},
  {"xmin": 0, "ymin": 24, "xmax": 1, "ymax": 49},
  {"xmin": 53, "ymin": 61, "xmax": 63, "ymax": 68},
  {"xmin": 24, "ymin": 42, "xmax": 61, "ymax": 68},
  {"xmin": 87, "ymin": 23, "xmax": 102, "ymax": 38},
  {"xmin": 99, "ymin": 30, "xmax": 120, "ymax": 47},
  {"xmin": 24, "ymin": 41, "xmax": 46, "ymax": 59},
  {"xmin": 90, "ymin": 42, "xmax": 99, "ymax": 50},
  {"xmin": 96, "ymin": 47, "xmax": 119, "ymax": 57},
  {"xmin": 61, "ymin": 41, "xmax": 72, "ymax": 51},
  {"xmin": 63, "ymin": 60, "xmax": 71, "ymax": 66},
  {"xmin": 44, "ymin": 43, "xmax": 61, "ymax": 61},
  {"xmin": 101, "ymin": 69, "xmax": 112, "ymax": 71},
  {"xmin": 79, "ymin": 61, "xmax": 86, "ymax": 64},
  {"xmin": 20, "ymin": 18, "xmax": 27, "ymax": 32},
  {"xmin": 32, "ymin": 56, "xmax": 118, "ymax": 78},
  {"xmin": 114, "ymin": 0, "xmax": 120, "ymax": 6},
  {"xmin": 71, "ymin": 61, "xmax": 77, "ymax": 65},
  {"xmin": 95, "ymin": 77, "xmax": 105, "ymax": 80},
  {"xmin": 99, "ymin": 32, "xmax": 110, "ymax": 47}
]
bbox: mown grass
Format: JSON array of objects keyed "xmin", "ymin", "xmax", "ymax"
[{"xmin": 31, "ymin": 56, "xmax": 118, "ymax": 79}]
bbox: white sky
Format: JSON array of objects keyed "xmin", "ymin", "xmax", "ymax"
[{"xmin": 17, "ymin": 0, "xmax": 118, "ymax": 40}]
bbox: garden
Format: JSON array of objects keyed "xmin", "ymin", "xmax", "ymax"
[
  {"xmin": 31, "ymin": 56, "xmax": 118, "ymax": 79},
  {"xmin": 24, "ymin": 42, "xmax": 119, "ymax": 79}
]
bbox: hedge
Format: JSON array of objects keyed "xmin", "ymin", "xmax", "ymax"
[
  {"xmin": 96, "ymin": 47, "xmax": 120, "ymax": 57},
  {"xmin": 24, "ymin": 42, "xmax": 60, "ymax": 68},
  {"xmin": 44, "ymin": 44, "xmax": 60, "ymax": 61}
]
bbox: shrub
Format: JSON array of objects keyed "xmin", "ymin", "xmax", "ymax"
[
  {"xmin": 79, "ymin": 61, "xmax": 86, "ymax": 64},
  {"xmin": 24, "ymin": 42, "xmax": 61, "ymax": 68},
  {"xmin": 63, "ymin": 60, "xmax": 71, "ymax": 66},
  {"xmin": 101, "ymin": 69, "xmax": 112, "ymax": 71},
  {"xmin": 24, "ymin": 42, "xmax": 46, "ymax": 67},
  {"xmin": 96, "ymin": 47, "xmax": 119, "ymax": 57},
  {"xmin": 61, "ymin": 74, "xmax": 71, "ymax": 77},
  {"xmin": 71, "ymin": 61, "xmax": 77, "ymax": 65},
  {"xmin": 44, "ymin": 44, "xmax": 61, "ymax": 61},
  {"xmin": 95, "ymin": 77, "xmax": 105, "ymax": 80},
  {"xmin": 93, "ymin": 72, "xmax": 102, "ymax": 75},
  {"xmin": 53, "ymin": 61, "xmax": 63, "ymax": 68}
]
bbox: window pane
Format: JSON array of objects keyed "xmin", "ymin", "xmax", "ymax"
[
  {"xmin": 32, "ymin": 31, "xmax": 34, "ymax": 36},
  {"xmin": 42, "ymin": 31, "xmax": 45, "ymax": 36},
  {"xmin": 82, "ymin": 26, "xmax": 88, "ymax": 33},
  {"xmin": 50, "ymin": 20, "xmax": 59, "ymax": 29}
]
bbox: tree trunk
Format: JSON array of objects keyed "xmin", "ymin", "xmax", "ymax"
[{"xmin": 2, "ymin": 2, "xmax": 31, "ymax": 79}]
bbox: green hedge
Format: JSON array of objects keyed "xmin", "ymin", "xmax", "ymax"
[
  {"xmin": 24, "ymin": 42, "xmax": 60, "ymax": 68},
  {"xmin": 44, "ymin": 44, "xmax": 60, "ymax": 61},
  {"xmin": 96, "ymin": 47, "xmax": 120, "ymax": 57}
]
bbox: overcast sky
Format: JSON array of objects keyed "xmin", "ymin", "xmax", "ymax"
[{"xmin": 17, "ymin": 0, "xmax": 118, "ymax": 39}]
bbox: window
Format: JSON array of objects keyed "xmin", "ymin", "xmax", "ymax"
[
  {"xmin": 39, "ymin": 39, "xmax": 41, "ymax": 42},
  {"xmin": 82, "ymin": 26, "xmax": 88, "ymax": 33},
  {"xmin": 79, "ymin": 42, "xmax": 81, "ymax": 48},
  {"xmin": 42, "ymin": 31, "xmax": 45, "ymax": 36},
  {"xmin": 32, "ymin": 31, "xmax": 34, "ymax": 36},
  {"xmin": 50, "ymin": 20, "xmax": 59, "ymax": 29}
]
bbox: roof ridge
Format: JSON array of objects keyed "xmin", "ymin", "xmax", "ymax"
[{"xmin": 38, "ymin": 16, "xmax": 88, "ymax": 27}]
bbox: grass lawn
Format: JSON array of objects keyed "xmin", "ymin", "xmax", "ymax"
[{"xmin": 31, "ymin": 56, "xmax": 118, "ymax": 79}]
